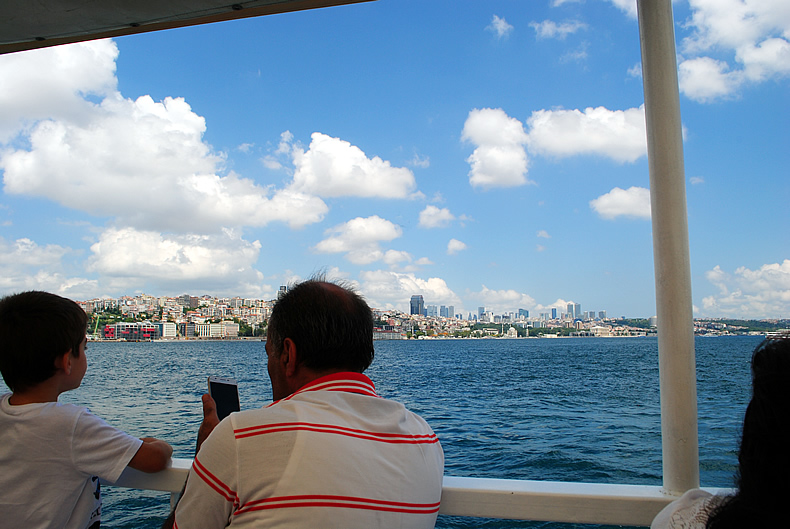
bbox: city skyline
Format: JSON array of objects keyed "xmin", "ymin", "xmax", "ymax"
[{"xmin": 0, "ymin": 1, "xmax": 788, "ymax": 319}]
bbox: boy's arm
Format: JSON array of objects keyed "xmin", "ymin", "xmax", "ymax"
[{"xmin": 128, "ymin": 437, "xmax": 173, "ymax": 473}]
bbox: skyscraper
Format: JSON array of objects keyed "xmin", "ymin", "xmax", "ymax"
[{"xmin": 410, "ymin": 295, "xmax": 424, "ymax": 316}]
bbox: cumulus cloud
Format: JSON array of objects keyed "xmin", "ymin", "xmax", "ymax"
[
  {"xmin": 0, "ymin": 42, "xmax": 329, "ymax": 234},
  {"xmin": 358, "ymin": 270, "xmax": 462, "ymax": 311},
  {"xmin": 290, "ymin": 132, "xmax": 418, "ymax": 199},
  {"xmin": 419, "ymin": 205, "xmax": 455, "ymax": 228},
  {"xmin": 702, "ymin": 261, "xmax": 790, "ymax": 319},
  {"xmin": 0, "ymin": 40, "xmax": 118, "ymax": 143},
  {"xmin": 447, "ymin": 239, "xmax": 467, "ymax": 255},
  {"xmin": 313, "ymin": 216, "xmax": 403, "ymax": 265},
  {"xmin": 607, "ymin": 0, "xmax": 638, "ymax": 19},
  {"xmin": 86, "ymin": 227, "xmax": 266, "ymax": 294},
  {"xmin": 529, "ymin": 20, "xmax": 587, "ymax": 39},
  {"xmin": 678, "ymin": 1, "xmax": 790, "ymax": 102},
  {"xmin": 487, "ymin": 15, "xmax": 514, "ymax": 39},
  {"xmin": 0, "ymin": 236, "xmax": 99, "ymax": 299},
  {"xmin": 462, "ymin": 108, "xmax": 531, "ymax": 189},
  {"xmin": 590, "ymin": 186, "xmax": 651, "ymax": 220},
  {"xmin": 526, "ymin": 106, "xmax": 647, "ymax": 163},
  {"xmin": 469, "ymin": 285, "xmax": 537, "ymax": 314}
]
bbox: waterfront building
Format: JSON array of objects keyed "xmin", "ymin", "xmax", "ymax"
[{"xmin": 410, "ymin": 295, "xmax": 424, "ymax": 316}]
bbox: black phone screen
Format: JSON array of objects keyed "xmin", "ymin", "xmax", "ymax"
[{"xmin": 209, "ymin": 381, "xmax": 240, "ymax": 421}]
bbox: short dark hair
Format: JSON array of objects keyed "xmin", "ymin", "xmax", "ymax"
[
  {"xmin": 267, "ymin": 277, "xmax": 374, "ymax": 373},
  {"xmin": 0, "ymin": 291, "xmax": 88, "ymax": 392}
]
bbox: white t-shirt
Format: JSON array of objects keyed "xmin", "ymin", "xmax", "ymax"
[
  {"xmin": 0, "ymin": 393, "xmax": 143, "ymax": 529},
  {"xmin": 174, "ymin": 372, "xmax": 445, "ymax": 528}
]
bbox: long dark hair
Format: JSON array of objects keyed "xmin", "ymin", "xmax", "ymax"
[{"xmin": 706, "ymin": 338, "xmax": 790, "ymax": 528}]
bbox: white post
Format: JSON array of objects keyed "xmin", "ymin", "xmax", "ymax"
[{"xmin": 636, "ymin": 0, "xmax": 699, "ymax": 494}]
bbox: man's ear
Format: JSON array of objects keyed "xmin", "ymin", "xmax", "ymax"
[
  {"xmin": 54, "ymin": 350, "xmax": 73, "ymax": 375},
  {"xmin": 281, "ymin": 338, "xmax": 299, "ymax": 377}
]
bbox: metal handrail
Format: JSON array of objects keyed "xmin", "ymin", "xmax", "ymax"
[{"xmin": 107, "ymin": 458, "xmax": 733, "ymax": 527}]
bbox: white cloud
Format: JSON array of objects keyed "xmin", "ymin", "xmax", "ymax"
[
  {"xmin": 290, "ymin": 132, "xmax": 418, "ymax": 199},
  {"xmin": 462, "ymin": 108, "xmax": 531, "ymax": 189},
  {"xmin": 690, "ymin": 176, "xmax": 705, "ymax": 185},
  {"xmin": 678, "ymin": 0, "xmax": 790, "ymax": 102},
  {"xmin": 702, "ymin": 261, "xmax": 790, "ymax": 319},
  {"xmin": 410, "ymin": 153, "xmax": 430, "ymax": 168},
  {"xmin": 526, "ymin": 106, "xmax": 647, "ymax": 163},
  {"xmin": 537, "ymin": 230, "xmax": 551, "ymax": 238},
  {"xmin": 419, "ymin": 205, "xmax": 455, "ymax": 228},
  {"xmin": 590, "ymin": 186, "xmax": 651, "ymax": 220},
  {"xmin": 0, "ymin": 40, "xmax": 118, "ymax": 143},
  {"xmin": 678, "ymin": 57, "xmax": 742, "ymax": 103},
  {"xmin": 86, "ymin": 227, "xmax": 265, "ymax": 294},
  {"xmin": 313, "ymin": 215, "xmax": 403, "ymax": 265},
  {"xmin": 487, "ymin": 15, "xmax": 514, "ymax": 39},
  {"xmin": 0, "ymin": 45, "xmax": 329, "ymax": 233},
  {"xmin": 607, "ymin": 0, "xmax": 638, "ymax": 19},
  {"xmin": 358, "ymin": 270, "xmax": 462, "ymax": 311},
  {"xmin": 0, "ymin": 236, "xmax": 99, "ymax": 298},
  {"xmin": 529, "ymin": 20, "xmax": 587, "ymax": 39},
  {"xmin": 447, "ymin": 239, "xmax": 467, "ymax": 255},
  {"xmin": 469, "ymin": 285, "xmax": 537, "ymax": 314},
  {"xmin": 628, "ymin": 63, "xmax": 642, "ymax": 78}
]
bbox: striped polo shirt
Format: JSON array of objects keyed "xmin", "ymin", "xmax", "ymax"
[{"xmin": 174, "ymin": 372, "xmax": 444, "ymax": 528}]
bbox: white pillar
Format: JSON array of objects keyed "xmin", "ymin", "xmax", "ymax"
[{"xmin": 636, "ymin": 0, "xmax": 699, "ymax": 494}]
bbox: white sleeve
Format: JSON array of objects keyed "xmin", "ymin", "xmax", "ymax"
[
  {"xmin": 174, "ymin": 418, "xmax": 238, "ymax": 529},
  {"xmin": 651, "ymin": 489, "xmax": 714, "ymax": 529},
  {"xmin": 71, "ymin": 410, "xmax": 143, "ymax": 483}
]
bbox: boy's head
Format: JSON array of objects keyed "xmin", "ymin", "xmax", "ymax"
[{"xmin": 0, "ymin": 291, "xmax": 88, "ymax": 392}]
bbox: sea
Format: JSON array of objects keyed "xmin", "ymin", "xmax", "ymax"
[{"xmin": 1, "ymin": 335, "xmax": 762, "ymax": 528}]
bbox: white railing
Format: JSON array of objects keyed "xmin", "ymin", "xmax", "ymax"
[{"xmin": 107, "ymin": 458, "xmax": 732, "ymax": 527}]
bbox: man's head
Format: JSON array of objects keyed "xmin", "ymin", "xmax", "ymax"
[
  {"xmin": 266, "ymin": 278, "xmax": 374, "ymax": 389},
  {"xmin": 0, "ymin": 291, "xmax": 88, "ymax": 392}
]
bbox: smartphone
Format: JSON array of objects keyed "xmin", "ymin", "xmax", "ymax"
[{"xmin": 207, "ymin": 376, "xmax": 240, "ymax": 421}]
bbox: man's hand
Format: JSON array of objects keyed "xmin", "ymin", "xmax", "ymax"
[{"xmin": 196, "ymin": 393, "xmax": 220, "ymax": 456}]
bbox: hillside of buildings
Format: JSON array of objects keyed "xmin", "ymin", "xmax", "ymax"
[{"xmin": 80, "ymin": 293, "xmax": 790, "ymax": 342}]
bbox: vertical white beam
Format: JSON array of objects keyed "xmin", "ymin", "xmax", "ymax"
[{"xmin": 636, "ymin": 0, "xmax": 699, "ymax": 493}]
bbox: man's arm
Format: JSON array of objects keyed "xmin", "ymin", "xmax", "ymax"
[
  {"xmin": 128, "ymin": 437, "xmax": 173, "ymax": 473},
  {"xmin": 162, "ymin": 394, "xmax": 221, "ymax": 529}
]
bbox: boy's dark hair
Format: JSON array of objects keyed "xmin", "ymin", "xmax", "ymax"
[
  {"xmin": 0, "ymin": 291, "xmax": 88, "ymax": 392},
  {"xmin": 267, "ymin": 277, "xmax": 374, "ymax": 373}
]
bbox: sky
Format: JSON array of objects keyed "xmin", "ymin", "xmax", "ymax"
[{"xmin": 0, "ymin": 0, "xmax": 788, "ymax": 319}]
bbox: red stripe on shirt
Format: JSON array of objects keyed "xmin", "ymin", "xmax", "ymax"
[
  {"xmin": 235, "ymin": 494, "xmax": 441, "ymax": 516},
  {"xmin": 234, "ymin": 421, "xmax": 439, "ymax": 444},
  {"xmin": 267, "ymin": 373, "xmax": 379, "ymax": 407},
  {"xmin": 193, "ymin": 457, "xmax": 240, "ymax": 508}
]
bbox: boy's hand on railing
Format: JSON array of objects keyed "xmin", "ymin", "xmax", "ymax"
[{"xmin": 196, "ymin": 393, "xmax": 220, "ymax": 456}]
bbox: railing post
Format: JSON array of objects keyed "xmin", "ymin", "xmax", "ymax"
[{"xmin": 636, "ymin": 0, "xmax": 699, "ymax": 494}]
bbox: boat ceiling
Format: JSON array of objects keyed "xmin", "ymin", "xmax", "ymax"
[{"xmin": 0, "ymin": 0, "xmax": 374, "ymax": 55}]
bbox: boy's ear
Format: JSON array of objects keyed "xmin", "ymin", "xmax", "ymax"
[{"xmin": 54, "ymin": 350, "xmax": 73, "ymax": 375}]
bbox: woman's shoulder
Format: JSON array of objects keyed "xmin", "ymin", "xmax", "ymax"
[{"xmin": 651, "ymin": 489, "xmax": 726, "ymax": 529}]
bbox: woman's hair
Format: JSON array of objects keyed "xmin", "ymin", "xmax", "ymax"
[{"xmin": 706, "ymin": 338, "xmax": 790, "ymax": 528}]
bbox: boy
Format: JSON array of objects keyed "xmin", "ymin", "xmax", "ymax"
[{"xmin": 0, "ymin": 291, "xmax": 173, "ymax": 529}]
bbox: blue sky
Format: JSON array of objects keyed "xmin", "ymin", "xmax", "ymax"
[{"xmin": 0, "ymin": 0, "xmax": 788, "ymax": 319}]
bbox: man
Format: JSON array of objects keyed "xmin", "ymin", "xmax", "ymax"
[{"xmin": 167, "ymin": 278, "xmax": 444, "ymax": 528}]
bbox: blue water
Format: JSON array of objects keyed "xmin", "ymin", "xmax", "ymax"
[{"xmin": 1, "ymin": 336, "xmax": 761, "ymax": 528}]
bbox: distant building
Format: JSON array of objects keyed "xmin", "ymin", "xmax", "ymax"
[
  {"xmin": 440, "ymin": 305, "xmax": 449, "ymax": 318},
  {"xmin": 551, "ymin": 308, "xmax": 558, "ymax": 319},
  {"xmin": 518, "ymin": 308, "xmax": 529, "ymax": 319},
  {"xmin": 599, "ymin": 310, "xmax": 607, "ymax": 319},
  {"xmin": 427, "ymin": 305, "xmax": 438, "ymax": 318},
  {"xmin": 410, "ymin": 295, "xmax": 424, "ymax": 316}
]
